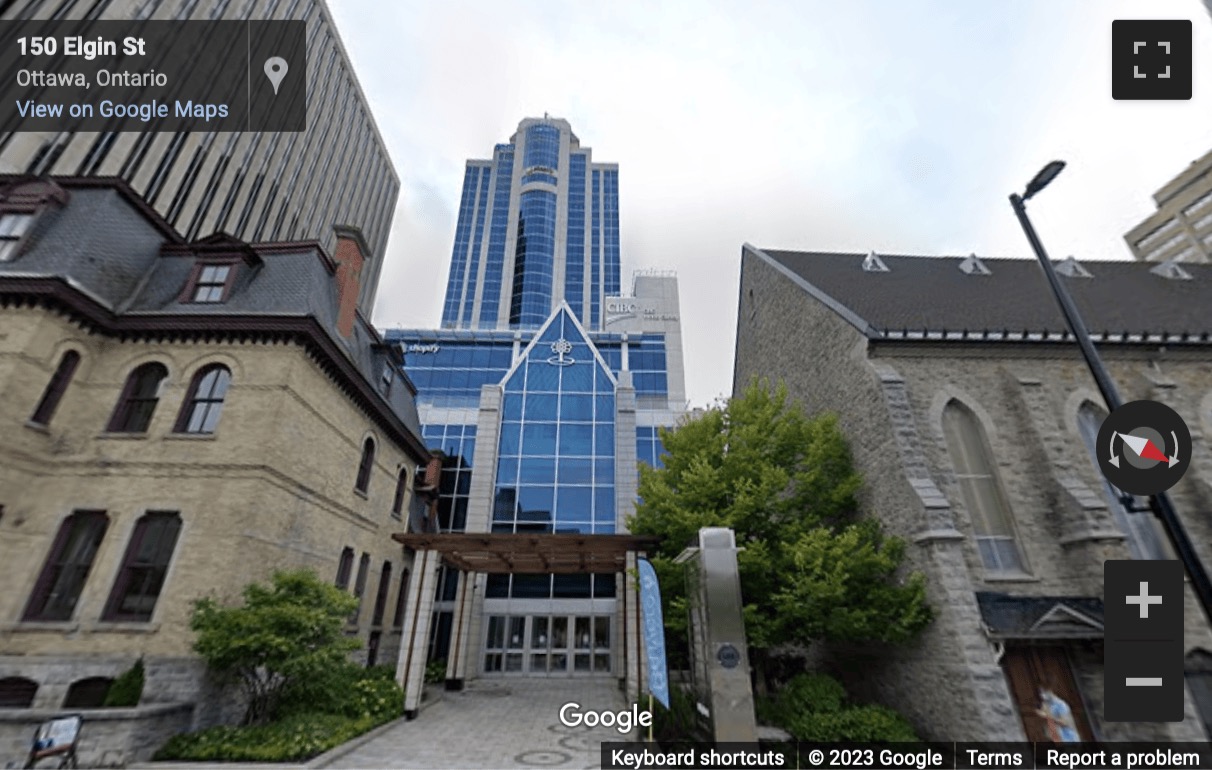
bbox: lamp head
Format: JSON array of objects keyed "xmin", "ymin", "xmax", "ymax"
[{"xmin": 1023, "ymin": 160, "xmax": 1066, "ymax": 201}]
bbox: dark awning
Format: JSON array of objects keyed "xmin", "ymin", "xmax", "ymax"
[
  {"xmin": 392, "ymin": 532, "xmax": 661, "ymax": 574},
  {"xmin": 976, "ymin": 592, "xmax": 1104, "ymax": 641}
]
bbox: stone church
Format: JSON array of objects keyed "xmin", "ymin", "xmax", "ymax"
[{"xmin": 733, "ymin": 246, "xmax": 1212, "ymax": 742}]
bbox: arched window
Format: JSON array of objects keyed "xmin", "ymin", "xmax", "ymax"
[
  {"xmin": 174, "ymin": 364, "xmax": 231, "ymax": 434},
  {"xmin": 391, "ymin": 468, "xmax": 408, "ymax": 518},
  {"xmin": 30, "ymin": 350, "xmax": 81, "ymax": 426},
  {"xmin": 335, "ymin": 547, "xmax": 355, "ymax": 590},
  {"xmin": 1077, "ymin": 402, "xmax": 1167, "ymax": 560},
  {"xmin": 0, "ymin": 676, "xmax": 38, "ymax": 707},
  {"xmin": 24, "ymin": 510, "xmax": 109, "ymax": 621},
  {"xmin": 62, "ymin": 677, "xmax": 113, "ymax": 708},
  {"xmin": 941, "ymin": 400, "xmax": 1027, "ymax": 573},
  {"xmin": 106, "ymin": 362, "xmax": 168, "ymax": 433},
  {"xmin": 103, "ymin": 511, "xmax": 183, "ymax": 622},
  {"xmin": 354, "ymin": 438, "xmax": 376, "ymax": 494}
]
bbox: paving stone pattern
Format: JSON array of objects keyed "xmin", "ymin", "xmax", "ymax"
[{"xmin": 320, "ymin": 679, "xmax": 630, "ymax": 769}]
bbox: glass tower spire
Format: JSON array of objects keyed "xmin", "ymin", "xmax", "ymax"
[{"xmin": 439, "ymin": 117, "xmax": 620, "ymax": 331}]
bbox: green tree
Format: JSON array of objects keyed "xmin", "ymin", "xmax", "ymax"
[
  {"xmin": 630, "ymin": 379, "xmax": 932, "ymax": 691},
  {"xmin": 190, "ymin": 569, "xmax": 359, "ymax": 725}
]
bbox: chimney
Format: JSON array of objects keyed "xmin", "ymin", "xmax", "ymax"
[
  {"xmin": 423, "ymin": 456, "xmax": 442, "ymax": 487},
  {"xmin": 332, "ymin": 225, "xmax": 371, "ymax": 338}
]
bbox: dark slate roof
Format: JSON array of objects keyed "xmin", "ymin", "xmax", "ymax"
[
  {"xmin": 753, "ymin": 247, "xmax": 1212, "ymax": 342},
  {"xmin": 0, "ymin": 176, "xmax": 426, "ymax": 459},
  {"xmin": 975, "ymin": 592, "xmax": 1104, "ymax": 640}
]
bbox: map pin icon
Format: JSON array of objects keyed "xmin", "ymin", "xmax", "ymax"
[{"xmin": 264, "ymin": 57, "xmax": 288, "ymax": 95}]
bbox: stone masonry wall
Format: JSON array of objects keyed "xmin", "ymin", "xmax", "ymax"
[
  {"xmin": 0, "ymin": 703, "xmax": 193, "ymax": 768},
  {"xmin": 734, "ymin": 247, "xmax": 1212, "ymax": 741},
  {"xmin": 0, "ymin": 307, "xmax": 421, "ymax": 728}
]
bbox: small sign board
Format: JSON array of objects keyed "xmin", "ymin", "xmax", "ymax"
[{"xmin": 26, "ymin": 714, "xmax": 81, "ymax": 768}]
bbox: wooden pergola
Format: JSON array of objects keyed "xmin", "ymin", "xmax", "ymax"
[
  {"xmin": 391, "ymin": 532, "xmax": 664, "ymax": 716},
  {"xmin": 391, "ymin": 532, "xmax": 661, "ymax": 574}
]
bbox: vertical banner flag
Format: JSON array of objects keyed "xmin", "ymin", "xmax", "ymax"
[{"xmin": 638, "ymin": 557, "xmax": 670, "ymax": 709}]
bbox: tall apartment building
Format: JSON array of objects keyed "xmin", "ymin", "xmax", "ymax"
[
  {"xmin": 384, "ymin": 117, "xmax": 686, "ymax": 700},
  {"xmin": 1123, "ymin": 148, "xmax": 1212, "ymax": 264},
  {"xmin": 0, "ymin": 0, "xmax": 398, "ymax": 314}
]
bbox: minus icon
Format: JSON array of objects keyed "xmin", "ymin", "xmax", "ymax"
[{"xmin": 1126, "ymin": 677, "xmax": 1163, "ymax": 686}]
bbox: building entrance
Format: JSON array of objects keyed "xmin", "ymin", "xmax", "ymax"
[{"xmin": 484, "ymin": 614, "xmax": 612, "ymax": 676}]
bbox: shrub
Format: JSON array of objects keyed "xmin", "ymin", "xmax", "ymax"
[
  {"xmin": 364, "ymin": 664, "xmax": 397, "ymax": 681},
  {"xmin": 763, "ymin": 672, "xmax": 918, "ymax": 742},
  {"xmin": 649, "ymin": 684, "xmax": 706, "ymax": 743},
  {"xmin": 776, "ymin": 671, "xmax": 847, "ymax": 715},
  {"xmin": 154, "ymin": 711, "xmax": 375, "ymax": 762},
  {"xmin": 346, "ymin": 673, "xmax": 405, "ymax": 722},
  {"xmin": 102, "ymin": 657, "xmax": 144, "ymax": 707},
  {"xmin": 424, "ymin": 659, "xmax": 447, "ymax": 684},
  {"xmin": 189, "ymin": 569, "xmax": 359, "ymax": 724},
  {"xmin": 785, "ymin": 704, "xmax": 918, "ymax": 742},
  {"xmin": 279, "ymin": 662, "xmax": 403, "ymax": 722},
  {"xmin": 158, "ymin": 666, "xmax": 403, "ymax": 763}
]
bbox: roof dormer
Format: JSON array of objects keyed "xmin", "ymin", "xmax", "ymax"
[
  {"xmin": 862, "ymin": 250, "xmax": 889, "ymax": 273},
  {"xmin": 1055, "ymin": 256, "xmax": 1093, "ymax": 278},
  {"xmin": 171, "ymin": 232, "xmax": 263, "ymax": 305},
  {"xmin": 958, "ymin": 253, "xmax": 992, "ymax": 276},
  {"xmin": 1149, "ymin": 259, "xmax": 1194, "ymax": 281}
]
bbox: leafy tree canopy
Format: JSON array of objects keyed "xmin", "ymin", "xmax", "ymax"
[
  {"xmin": 629, "ymin": 379, "xmax": 931, "ymax": 658},
  {"xmin": 190, "ymin": 569, "xmax": 360, "ymax": 724}
]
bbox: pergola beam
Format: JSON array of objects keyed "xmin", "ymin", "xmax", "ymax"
[{"xmin": 392, "ymin": 532, "xmax": 661, "ymax": 575}]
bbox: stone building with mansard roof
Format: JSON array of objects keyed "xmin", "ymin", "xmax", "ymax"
[{"xmin": 0, "ymin": 176, "xmax": 434, "ymax": 763}]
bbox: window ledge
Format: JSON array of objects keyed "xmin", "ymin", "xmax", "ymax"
[
  {"xmin": 0, "ymin": 620, "xmax": 161, "ymax": 634},
  {"xmin": 86, "ymin": 621, "xmax": 161, "ymax": 634},
  {"xmin": 164, "ymin": 432, "xmax": 217, "ymax": 441},
  {"xmin": 353, "ymin": 488, "xmax": 369, "ymax": 500},
  {"xmin": 23, "ymin": 420, "xmax": 49, "ymax": 433},
  {"xmin": 982, "ymin": 572, "xmax": 1039, "ymax": 583},
  {"xmin": 0, "ymin": 621, "xmax": 80, "ymax": 633},
  {"xmin": 96, "ymin": 432, "xmax": 149, "ymax": 440}
]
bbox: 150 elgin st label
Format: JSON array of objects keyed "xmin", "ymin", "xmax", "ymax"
[{"xmin": 0, "ymin": 19, "xmax": 307, "ymax": 131}]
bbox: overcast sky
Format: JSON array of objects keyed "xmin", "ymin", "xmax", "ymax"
[{"xmin": 330, "ymin": 0, "xmax": 1212, "ymax": 409}]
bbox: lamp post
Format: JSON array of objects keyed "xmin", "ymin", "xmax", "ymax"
[{"xmin": 1009, "ymin": 161, "xmax": 1212, "ymax": 623}]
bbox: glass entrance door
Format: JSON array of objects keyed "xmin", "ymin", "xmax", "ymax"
[{"xmin": 484, "ymin": 614, "xmax": 611, "ymax": 676}]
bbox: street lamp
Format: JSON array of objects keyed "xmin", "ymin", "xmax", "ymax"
[{"xmin": 1009, "ymin": 162, "xmax": 1212, "ymax": 623}]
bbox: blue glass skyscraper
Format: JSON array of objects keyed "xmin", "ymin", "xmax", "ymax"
[
  {"xmin": 386, "ymin": 117, "xmax": 684, "ymax": 695},
  {"xmin": 439, "ymin": 117, "xmax": 621, "ymax": 331}
]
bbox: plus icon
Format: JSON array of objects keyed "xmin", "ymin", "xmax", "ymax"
[
  {"xmin": 1126, "ymin": 581, "xmax": 1163, "ymax": 619},
  {"xmin": 1112, "ymin": 20, "xmax": 1192, "ymax": 100}
]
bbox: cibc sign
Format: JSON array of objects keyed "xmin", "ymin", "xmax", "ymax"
[
  {"xmin": 606, "ymin": 302, "xmax": 642, "ymax": 315},
  {"xmin": 605, "ymin": 301, "xmax": 678, "ymax": 323}
]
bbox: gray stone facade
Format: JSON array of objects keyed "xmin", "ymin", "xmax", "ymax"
[
  {"xmin": 733, "ymin": 245, "xmax": 1212, "ymax": 741},
  {"xmin": 0, "ymin": 703, "xmax": 193, "ymax": 768}
]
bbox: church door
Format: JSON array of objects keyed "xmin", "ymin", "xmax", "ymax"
[{"xmin": 1001, "ymin": 646, "xmax": 1095, "ymax": 742}]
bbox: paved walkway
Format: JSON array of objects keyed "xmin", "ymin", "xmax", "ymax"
[{"xmin": 317, "ymin": 678, "xmax": 631, "ymax": 769}]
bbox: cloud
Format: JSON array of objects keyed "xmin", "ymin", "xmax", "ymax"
[{"xmin": 332, "ymin": 0, "xmax": 1212, "ymax": 407}]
